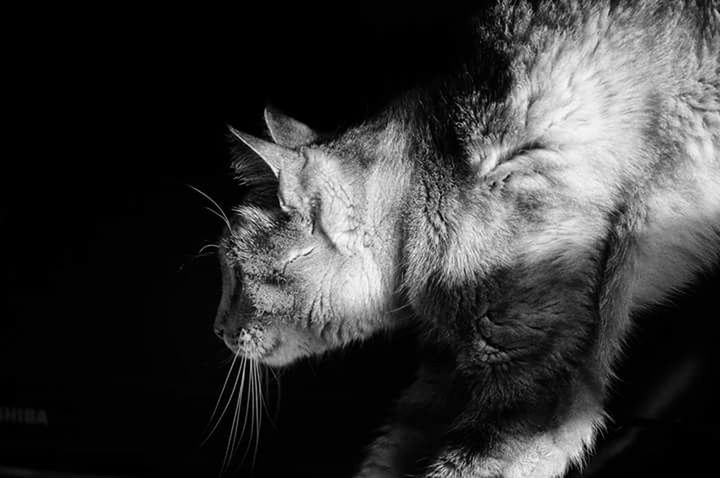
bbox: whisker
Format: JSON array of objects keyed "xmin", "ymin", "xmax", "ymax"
[
  {"xmin": 239, "ymin": 359, "xmax": 256, "ymax": 466},
  {"xmin": 204, "ymin": 207, "xmax": 232, "ymax": 233},
  {"xmin": 237, "ymin": 370, "xmax": 253, "ymax": 466},
  {"xmin": 269, "ymin": 366, "xmax": 282, "ymax": 423},
  {"xmin": 188, "ymin": 184, "xmax": 233, "ymax": 232},
  {"xmin": 223, "ymin": 356, "xmax": 248, "ymax": 473},
  {"xmin": 199, "ymin": 243, "xmax": 221, "ymax": 254},
  {"xmin": 258, "ymin": 365, "xmax": 276, "ymax": 428},
  {"xmin": 252, "ymin": 360, "xmax": 262, "ymax": 468},
  {"xmin": 204, "ymin": 352, "xmax": 240, "ymax": 436},
  {"xmin": 203, "ymin": 352, "xmax": 243, "ymax": 446},
  {"xmin": 210, "ymin": 359, "xmax": 279, "ymax": 474},
  {"xmin": 218, "ymin": 353, "xmax": 237, "ymax": 366},
  {"xmin": 260, "ymin": 367, "xmax": 275, "ymax": 427},
  {"xmin": 177, "ymin": 250, "xmax": 219, "ymax": 273},
  {"xmin": 193, "ymin": 251, "xmax": 219, "ymax": 259}
]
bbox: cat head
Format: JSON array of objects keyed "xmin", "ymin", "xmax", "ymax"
[{"xmin": 214, "ymin": 107, "xmax": 411, "ymax": 366}]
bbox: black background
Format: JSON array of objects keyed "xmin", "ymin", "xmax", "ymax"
[{"xmin": 2, "ymin": 3, "xmax": 719, "ymax": 477}]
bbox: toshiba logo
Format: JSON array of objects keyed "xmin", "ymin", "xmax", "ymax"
[{"xmin": 0, "ymin": 407, "xmax": 49, "ymax": 426}]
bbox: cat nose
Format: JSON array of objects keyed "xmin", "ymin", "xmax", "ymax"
[
  {"xmin": 214, "ymin": 311, "xmax": 249, "ymax": 343},
  {"xmin": 214, "ymin": 323, "xmax": 241, "ymax": 350}
]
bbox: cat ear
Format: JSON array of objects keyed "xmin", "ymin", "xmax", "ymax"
[
  {"xmin": 264, "ymin": 105, "xmax": 318, "ymax": 148},
  {"xmin": 229, "ymin": 125, "xmax": 309, "ymax": 212},
  {"xmin": 228, "ymin": 126, "xmax": 303, "ymax": 177}
]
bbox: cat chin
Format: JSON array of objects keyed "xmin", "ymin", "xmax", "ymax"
[
  {"xmin": 257, "ymin": 328, "xmax": 329, "ymax": 367},
  {"xmin": 258, "ymin": 344, "xmax": 318, "ymax": 367},
  {"xmin": 260, "ymin": 350, "xmax": 298, "ymax": 367}
]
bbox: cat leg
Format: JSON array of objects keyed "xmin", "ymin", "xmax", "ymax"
[
  {"xmin": 420, "ymin": 378, "xmax": 605, "ymax": 478},
  {"xmin": 354, "ymin": 424, "xmax": 431, "ymax": 478},
  {"xmin": 354, "ymin": 361, "xmax": 456, "ymax": 478}
]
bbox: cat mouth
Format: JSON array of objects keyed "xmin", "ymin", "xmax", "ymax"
[
  {"xmin": 223, "ymin": 326, "xmax": 280, "ymax": 360},
  {"xmin": 251, "ymin": 340, "xmax": 284, "ymax": 363},
  {"xmin": 239, "ymin": 336, "xmax": 280, "ymax": 361}
]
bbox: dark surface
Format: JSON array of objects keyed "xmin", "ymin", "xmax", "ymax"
[{"xmin": 3, "ymin": 4, "xmax": 719, "ymax": 477}]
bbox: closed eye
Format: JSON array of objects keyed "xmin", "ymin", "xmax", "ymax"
[
  {"xmin": 498, "ymin": 140, "xmax": 545, "ymax": 164},
  {"xmin": 308, "ymin": 196, "xmax": 321, "ymax": 235},
  {"xmin": 307, "ymin": 198, "xmax": 341, "ymax": 249}
]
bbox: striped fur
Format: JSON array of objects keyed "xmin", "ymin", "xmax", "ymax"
[{"xmin": 215, "ymin": 1, "xmax": 719, "ymax": 476}]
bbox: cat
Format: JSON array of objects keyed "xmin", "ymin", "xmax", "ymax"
[{"xmin": 213, "ymin": 1, "xmax": 720, "ymax": 476}]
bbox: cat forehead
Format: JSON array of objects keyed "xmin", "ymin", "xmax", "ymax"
[{"xmin": 302, "ymin": 142, "xmax": 376, "ymax": 178}]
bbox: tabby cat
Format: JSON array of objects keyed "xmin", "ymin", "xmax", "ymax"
[{"xmin": 213, "ymin": 1, "xmax": 720, "ymax": 476}]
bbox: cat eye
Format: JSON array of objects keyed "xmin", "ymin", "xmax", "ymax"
[
  {"xmin": 306, "ymin": 199, "xmax": 337, "ymax": 247},
  {"xmin": 500, "ymin": 140, "xmax": 544, "ymax": 164},
  {"xmin": 280, "ymin": 194, "xmax": 320, "ymax": 237},
  {"xmin": 307, "ymin": 198, "xmax": 321, "ymax": 235}
]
